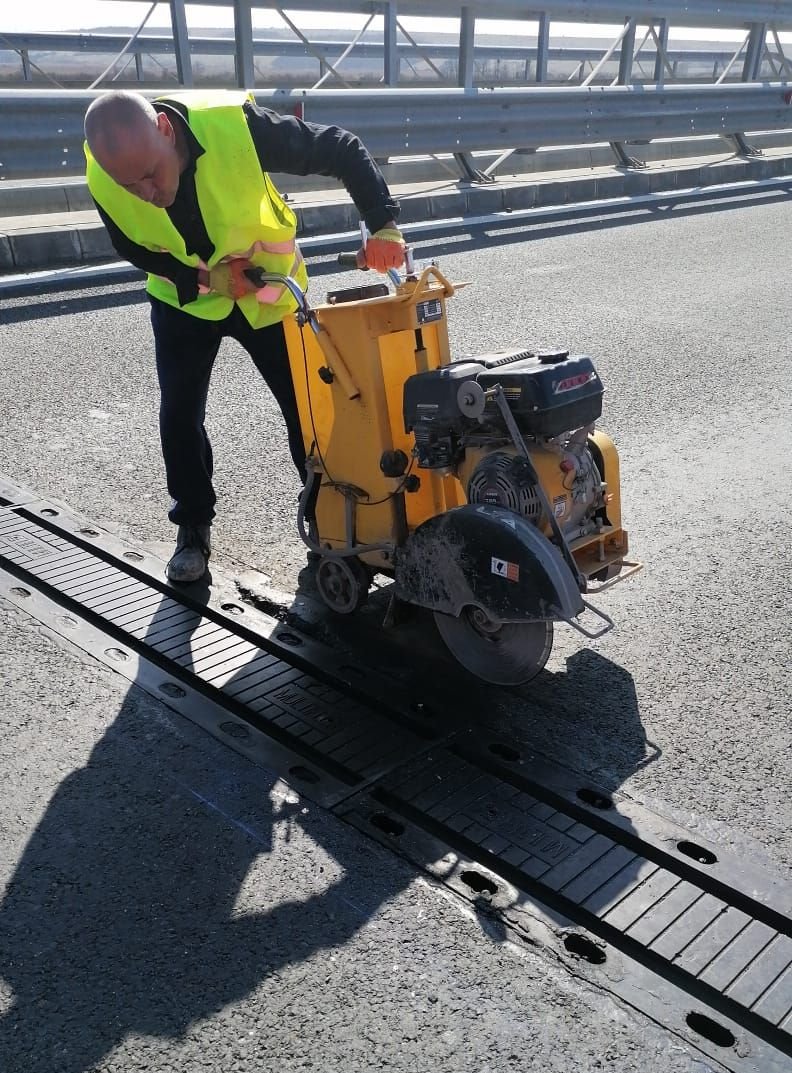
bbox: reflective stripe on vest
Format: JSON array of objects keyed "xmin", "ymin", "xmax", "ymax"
[{"xmin": 85, "ymin": 89, "xmax": 308, "ymax": 330}]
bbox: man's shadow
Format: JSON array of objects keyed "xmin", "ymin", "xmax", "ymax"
[
  {"xmin": 0, "ymin": 577, "xmax": 655, "ymax": 1073},
  {"xmin": 0, "ymin": 594, "xmax": 419, "ymax": 1073}
]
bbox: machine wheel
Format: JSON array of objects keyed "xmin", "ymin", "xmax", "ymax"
[
  {"xmin": 315, "ymin": 555, "xmax": 370, "ymax": 615},
  {"xmin": 433, "ymin": 606, "xmax": 553, "ymax": 686}
]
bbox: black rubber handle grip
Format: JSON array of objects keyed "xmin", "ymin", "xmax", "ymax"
[
  {"xmin": 243, "ymin": 267, "xmax": 268, "ymax": 286},
  {"xmin": 337, "ymin": 252, "xmax": 366, "ymax": 269}
]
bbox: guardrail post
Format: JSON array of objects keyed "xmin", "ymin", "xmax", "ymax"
[
  {"xmin": 233, "ymin": 0, "xmax": 255, "ymax": 89},
  {"xmin": 609, "ymin": 17, "xmax": 646, "ymax": 169},
  {"xmin": 170, "ymin": 0, "xmax": 193, "ymax": 87},
  {"xmin": 617, "ymin": 16, "xmax": 636, "ymax": 84},
  {"xmin": 134, "ymin": 51, "xmax": 144, "ymax": 82},
  {"xmin": 727, "ymin": 22, "xmax": 767, "ymax": 155},
  {"xmin": 383, "ymin": 2, "xmax": 399, "ymax": 86},
  {"xmin": 743, "ymin": 22, "xmax": 767, "ymax": 81},
  {"xmin": 20, "ymin": 49, "xmax": 32, "ymax": 82},
  {"xmin": 536, "ymin": 14, "xmax": 549, "ymax": 83},
  {"xmin": 653, "ymin": 19, "xmax": 668, "ymax": 84},
  {"xmin": 454, "ymin": 6, "xmax": 491, "ymax": 181},
  {"xmin": 458, "ymin": 7, "xmax": 475, "ymax": 90}
]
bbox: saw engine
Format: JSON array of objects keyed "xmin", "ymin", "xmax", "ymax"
[{"xmin": 402, "ymin": 347, "xmax": 612, "ymax": 542}]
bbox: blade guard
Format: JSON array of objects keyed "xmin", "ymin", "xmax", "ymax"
[{"xmin": 394, "ymin": 504, "xmax": 584, "ymax": 622}]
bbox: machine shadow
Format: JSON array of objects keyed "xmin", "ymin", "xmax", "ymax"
[
  {"xmin": 287, "ymin": 565, "xmax": 657, "ymax": 936},
  {"xmin": 0, "ymin": 594, "xmax": 417, "ymax": 1073},
  {"xmin": 292, "ymin": 563, "xmax": 656, "ymax": 785}
]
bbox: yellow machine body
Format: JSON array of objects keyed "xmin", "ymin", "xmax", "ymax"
[
  {"xmin": 284, "ymin": 268, "xmax": 466, "ymax": 571},
  {"xmin": 284, "ymin": 265, "xmax": 633, "ymax": 586},
  {"xmin": 281, "ymin": 259, "xmax": 640, "ymax": 685}
]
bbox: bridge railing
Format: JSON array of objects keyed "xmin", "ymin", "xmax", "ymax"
[
  {"xmin": 68, "ymin": 0, "xmax": 792, "ymax": 92},
  {"xmin": 0, "ymin": 31, "xmax": 775, "ymax": 89},
  {"xmin": 3, "ymin": 0, "xmax": 792, "ymax": 181},
  {"xmin": 2, "ymin": 83, "xmax": 791, "ymax": 182}
]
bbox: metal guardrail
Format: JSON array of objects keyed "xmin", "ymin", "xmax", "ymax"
[
  {"xmin": 293, "ymin": 84, "xmax": 792, "ymax": 156},
  {"xmin": 3, "ymin": 0, "xmax": 792, "ymax": 182},
  {"xmin": 0, "ymin": 31, "xmax": 744, "ymax": 77},
  {"xmin": 1, "ymin": 84, "xmax": 791, "ymax": 181},
  {"xmin": 9, "ymin": 1, "xmax": 792, "ymax": 95},
  {"xmin": 109, "ymin": 0, "xmax": 792, "ymax": 31}
]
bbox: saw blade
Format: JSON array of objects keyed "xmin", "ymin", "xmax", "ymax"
[{"xmin": 433, "ymin": 610, "xmax": 553, "ymax": 686}]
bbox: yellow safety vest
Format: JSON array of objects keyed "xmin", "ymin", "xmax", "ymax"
[{"xmin": 85, "ymin": 90, "xmax": 308, "ymax": 329}]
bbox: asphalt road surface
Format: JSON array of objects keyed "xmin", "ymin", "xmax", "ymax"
[{"xmin": 1, "ymin": 188, "xmax": 790, "ymax": 1072}]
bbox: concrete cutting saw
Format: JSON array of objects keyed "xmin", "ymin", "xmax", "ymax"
[{"xmin": 250, "ymin": 241, "xmax": 641, "ymax": 686}]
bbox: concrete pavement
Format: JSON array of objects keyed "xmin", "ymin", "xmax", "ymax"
[{"xmin": 1, "ymin": 190, "xmax": 791, "ymax": 1072}]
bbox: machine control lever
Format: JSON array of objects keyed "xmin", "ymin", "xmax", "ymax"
[{"xmin": 491, "ymin": 385, "xmax": 587, "ymax": 592}]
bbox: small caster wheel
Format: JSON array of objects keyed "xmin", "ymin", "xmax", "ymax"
[{"xmin": 315, "ymin": 555, "xmax": 370, "ymax": 615}]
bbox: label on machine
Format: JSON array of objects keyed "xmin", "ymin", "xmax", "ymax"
[
  {"xmin": 416, "ymin": 299, "xmax": 443, "ymax": 324},
  {"xmin": 491, "ymin": 556, "xmax": 520, "ymax": 582}
]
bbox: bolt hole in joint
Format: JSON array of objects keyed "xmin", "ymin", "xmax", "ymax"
[
  {"xmin": 576, "ymin": 787, "xmax": 614, "ymax": 810},
  {"xmin": 220, "ymin": 721, "xmax": 251, "ymax": 741},
  {"xmin": 277, "ymin": 631, "xmax": 304, "ymax": 647},
  {"xmin": 221, "ymin": 602, "xmax": 244, "ymax": 615},
  {"xmin": 370, "ymin": 812, "xmax": 405, "ymax": 837},
  {"xmin": 686, "ymin": 1011, "xmax": 736, "ymax": 1049},
  {"xmin": 460, "ymin": 870, "xmax": 498, "ymax": 897},
  {"xmin": 563, "ymin": 932, "xmax": 607, "ymax": 965},
  {"xmin": 339, "ymin": 664, "xmax": 366, "ymax": 677},
  {"xmin": 677, "ymin": 840, "xmax": 718, "ymax": 865},
  {"xmin": 288, "ymin": 765, "xmax": 320, "ymax": 784},
  {"xmin": 489, "ymin": 742, "xmax": 521, "ymax": 762},
  {"xmin": 159, "ymin": 682, "xmax": 186, "ymax": 699}
]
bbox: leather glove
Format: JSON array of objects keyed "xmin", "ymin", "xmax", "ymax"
[
  {"xmin": 207, "ymin": 259, "xmax": 260, "ymax": 300},
  {"xmin": 362, "ymin": 226, "xmax": 405, "ymax": 273}
]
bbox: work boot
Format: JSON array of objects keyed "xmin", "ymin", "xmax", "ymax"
[{"xmin": 166, "ymin": 524, "xmax": 211, "ymax": 583}]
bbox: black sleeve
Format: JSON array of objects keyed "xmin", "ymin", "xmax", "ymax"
[
  {"xmin": 243, "ymin": 101, "xmax": 399, "ymax": 235},
  {"xmin": 93, "ymin": 199, "xmax": 201, "ymax": 307}
]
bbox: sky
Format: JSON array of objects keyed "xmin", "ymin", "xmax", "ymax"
[{"xmin": 1, "ymin": 0, "xmax": 749, "ymax": 41}]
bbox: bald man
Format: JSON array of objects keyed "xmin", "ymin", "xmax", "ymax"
[{"xmin": 84, "ymin": 89, "xmax": 404, "ymax": 583}]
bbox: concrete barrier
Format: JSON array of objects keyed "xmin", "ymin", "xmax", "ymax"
[{"xmin": 3, "ymin": 143, "xmax": 792, "ymax": 279}]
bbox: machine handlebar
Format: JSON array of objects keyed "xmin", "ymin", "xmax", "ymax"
[{"xmin": 337, "ymin": 252, "xmax": 365, "ymax": 270}]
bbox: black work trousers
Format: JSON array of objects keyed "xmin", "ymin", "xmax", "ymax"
[{"xmin": 150, "ymin": 297, "xmax": 307, "ymax": 527}]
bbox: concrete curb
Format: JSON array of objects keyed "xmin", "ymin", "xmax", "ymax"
[{"xmin": 2, "ymin": 149, "xmax": 792, "ymax": 278}]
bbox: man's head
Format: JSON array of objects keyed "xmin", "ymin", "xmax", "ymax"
[{"xmin": 84, "ymin": 91, "xmax": 183, "ymax": 208}]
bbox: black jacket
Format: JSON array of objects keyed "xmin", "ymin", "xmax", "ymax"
[{"xmin": 93, "ymin": 98, "xmax": 400, "ymax": 307}]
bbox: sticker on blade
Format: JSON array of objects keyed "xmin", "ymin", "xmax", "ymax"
[
  {"xmin": 553, "ymin": 495, "xmax": 568, "ymax": 518},
  {"xmin": 491, "ymin": 556, "xmax": 519, "ymax": 582}
]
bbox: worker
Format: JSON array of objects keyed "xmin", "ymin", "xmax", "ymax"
[{"xmin": 84, "ymin": 88, "xmax": 405, "ymax": 583}]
